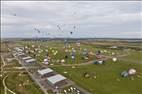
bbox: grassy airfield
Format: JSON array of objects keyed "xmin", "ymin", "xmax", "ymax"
[
  {"xmin": 1, "ymin": 40, "xmax": 142, "ymax": 94},
  {"xmin": 52, "ymin": 60, "xmax": 142, "ymax": 94}
]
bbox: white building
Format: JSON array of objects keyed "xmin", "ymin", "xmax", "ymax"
[
  {"xmin": 14, "ymin": 47, "xmax": 23, "ymax": 52},
  {"xmin": 17, "ymin": 52, "xmax": 25, "ymax": 56},
  {"xmin": 46, "ymin": 74, "xmax": 67, "ymax": 87},
  {"xmin": 22, "ymin": 56, "xmax": 32, "ymax": 60},
  {"xmin": 25, "ymin": 58, "xmax": 36, "ymax": 63},
  {"xmin": 38, "ymin": 68, "xmax": 54, "ymax": 77}
]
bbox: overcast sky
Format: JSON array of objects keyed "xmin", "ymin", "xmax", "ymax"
[{"xmin": 1, "ymin": 1, "xmax": 142, "ymax": 38}]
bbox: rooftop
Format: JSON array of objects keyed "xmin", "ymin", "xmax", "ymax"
[
  {"xmin": 38, "ymin": 68, "xmax": 53, "ymax": 75},
  {"xmin": 25, "ymin": 58, "xmax": 36, "ymax": 63},
  {"xmin": 22, "ymin": 56, "xmax": 32, "ymax": 60},
  {"xmin": 17, "ymin": 52, "xmax": 25, "ymax": 56},
  {"xmin": 47, "ymin": 74, "xmax": 66, "ymax": 84},
  {"xmin": 14, "ymin": 47, "xmax": 23, "ymax": 52}
]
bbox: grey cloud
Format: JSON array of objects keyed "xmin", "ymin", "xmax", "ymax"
[{"xmin": 1, "ymin": 1, "xmax": 141, "ymax": 38}]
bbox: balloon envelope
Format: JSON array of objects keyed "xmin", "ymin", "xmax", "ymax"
[{"xmin": 128, "ymin": 69, "xmax": 136, "ymax": 75}]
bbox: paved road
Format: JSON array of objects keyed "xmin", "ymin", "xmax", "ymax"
[
  {"xmin": 14, "ymin": 54, "xmax": 92, "ymax": 94},
  {"xmin": 48, "ymin": 54, "xmax": 129, "ymax": 67},
  {"xmin": 1, "ymin": 55, "xmax": 6, "ymax": 72},
  {"xmin": 15, "ymin": 57, "xmax": 49, "ymax": 94},
  {"xmin": 3, "ymin": 66, "xmax": 39, "ymax": 69},
  {"xmin": 74, "ymin": 84, "xmax": 91, "ymax": 94},
  {"xmin": 2, "ymin": 75, "xmax": 7, "ymax": 94},
  {"xmin": 3, "ymin": 70, "xmax": 27, "ymax": 72},
  {"xmin": 48, "ymin": 60, "xmax": 94, "ymax": 67}
]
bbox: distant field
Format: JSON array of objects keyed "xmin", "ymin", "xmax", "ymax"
[{"xmin": 18, "ymin": 41, "xmax": 126, "ymax": 65}]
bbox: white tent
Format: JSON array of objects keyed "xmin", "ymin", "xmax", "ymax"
[
  {"xmin": 25, "ymin": 59, "xmax": 36, "ymax": 63},
  {"xmin": 44, "ymin": 58, "xmax": 48, "ymax": 62},
  {"xmin": 17, "ymin": 52, "xmax": 25, "ymax": 56},
  {"xmin": 112, "ymin": 57, "xmax": 117, "ymax": 62},
  {"xmin": 128, "ymin": 68, "xmax": 136, "ymax": 75},
  {"xmin": 22, "ymin": 56, "xmax": 32, "ymax": 60},
  {"xmin": 14, "ymin": 47, "xmax": 23, "ymax": 52},
  {"xmin": 46, "ymin": 74, "xmax": 66, "ymax": 85},
  {"xmin": 98, "ymin": 60, "xmax": 103, "ymax": 64},
  {"xmin": 38, "ymin": 68, "xmax": 53, "ymax": 76},
  {"xmin": 61, "ymin": 59, "xmax": 65, "ymax": 63}
]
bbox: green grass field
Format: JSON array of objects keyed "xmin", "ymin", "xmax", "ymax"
[
  {"xmin": 19, "ymin": 41, "xmax": 125, "ymax": 65},
  {"xmin": 52, "ymin": 60, "xmax": 142, "ymax": 94},
  {"xmin": 122, "ymin": 51, "xmax": 142, "ymax": 61},
  {"xmin": 0, "ymin": 78, "xmax": 4, "ymax": 94},
  {"xmin": 5, "ymin": 72, "xmax": 44, "ymax": 94},
  {"xmin": 1, "ymin": 40, "xmax": 142, "ymax": 94}
]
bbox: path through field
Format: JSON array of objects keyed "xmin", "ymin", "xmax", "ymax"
[
  {"xmin": 49, "ymin": 54, "xmax": 129, "ymax": 67},
  {"xmin": 1, "ymin": 55, "xmax": 16, "ymax": 94}
]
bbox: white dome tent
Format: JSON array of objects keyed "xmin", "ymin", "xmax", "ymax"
[
  {"xmin": 128, "ymin": 68, "xmax": 136, "ymax": 75},
  {"xmin": 112, "ymin": 57, "xmax": 117, "ymax": 62}
]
